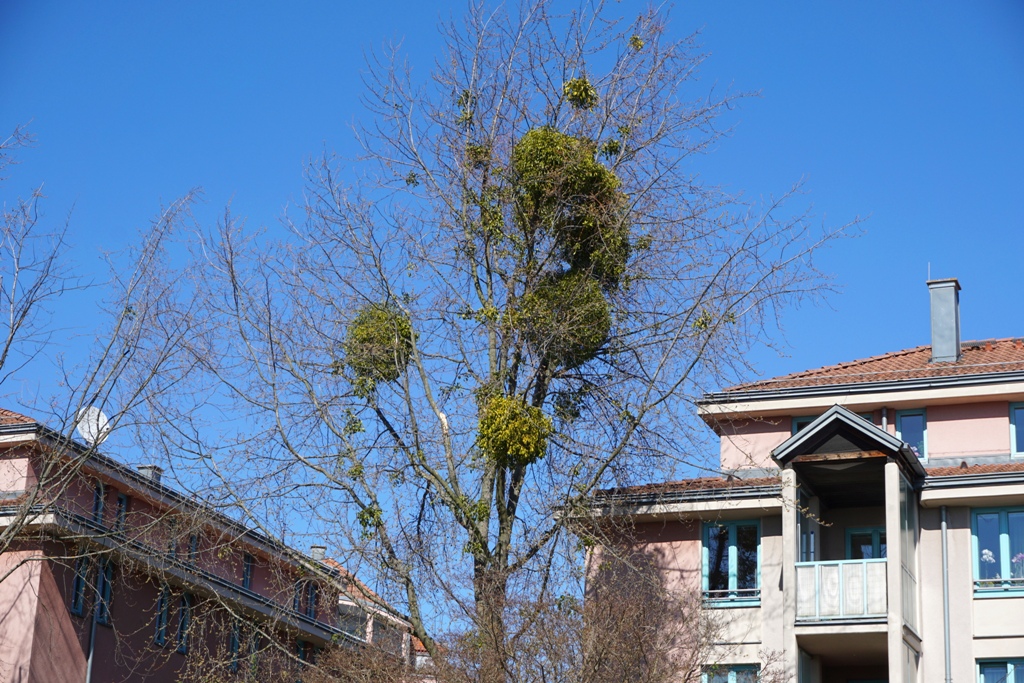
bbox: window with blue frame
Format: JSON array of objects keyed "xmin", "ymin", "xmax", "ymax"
[
  {"xmin": 114, "ymin": 493, "xmax": 129, "ymax": 532},
  {"xmin": 847, "ymin": 527, "xmax": 887, "ymax": 560},
  {"xmin": 702, "ymin": 664, "xmax": 759, "ymax": 683},
  {"xmin": 1012, "ymin": 403, "xmax": 1024, "ymax": 457},
  {"xmin": 703, "ymin": 520, "xmax": 759, "ymax": 604},
  {"xmin": 792, "ymin": 413, "xmax": 873, "ymax": 434},
  {"xmin": 155, "ymin": 586, "xmax": 170, "ymax": 645},
  {"xmin": 92, "ymin": 482, "xmax": 106, "ymax": 524},
  {"xmin": 242, "ymin": 552, "xmax": 255, "ymax": 590},
  {"xmin": 70, "ymin": 554, "xmax": 88, "ymax": 616},
  {"xmin": 177, "ymin": 593, "xmax": 192, "ymax": 653},
  {"xmin": 95, "ymin": 557, "xmax": 113, "ymax": 625},
  {"xmin": 896, "ymin": 409, "xmax": 927, "ymax": 459},
  {"xmin": 979, "ymin": 660, "xmax": 1024, "ymax": 682},
  {"xmin": 229, "ymin": 619, "xmax": 241, "ymax": 672},
  {"xmin": 973, "ymin": 508, "xmax": 1024, "ymax": 593},
  {"xmin": 188, "ymin": 533, "xmax": 199, "ymax": 564}
]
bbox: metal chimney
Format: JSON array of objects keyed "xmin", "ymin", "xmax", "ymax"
[
  {"xmin": 138, "ymin": 465, "xmax": 163, "ymax": 483},
  {"xmin": 928, "ymin": 278, "xmax": 961, "ymax": 363},
  {"xmin": 310, "ymin": 545, "xmax": 327, "ymax": 561}
]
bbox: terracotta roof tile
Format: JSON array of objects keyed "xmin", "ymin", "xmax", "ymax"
[
  {"xmin": 926, "ymin": 461, "xmax": 1024, "ymax": 477},
  {"xmin": 0, "ymin": 407, "xmax": 34, "ymax": 426},
  {"xmin": 725, "ymin": 338, "xmax": 1024, "ymax": 393},
  {"xmin": 599, "ymin": 475, "xmax": 781, "ymax": 497}
]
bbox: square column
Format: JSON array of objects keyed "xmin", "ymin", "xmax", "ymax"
[
  {"xmin": 884, "ymin": 459, "xmax": 904, "ymax": 682},
  {"xmin": 781, "ymin": 466, "xmax": 798, "ymax": 678}
]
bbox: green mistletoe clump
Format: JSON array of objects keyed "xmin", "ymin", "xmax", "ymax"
[
  {"xmin": 563, "ymin": 77, "xmax": 598, "ymax": 109},
  {"xmin": 478, "ymin": 395, "xmax": 554, "ymax": 467},
  {"xmin": 518, "ymin": 271, "xmax": 612, "ymax": 370},
  {"xmin": 511, "ymin": 127, "xmax": 631, "ymax": 286},
  {"xmin": 342, "ymin": 303, "xmax": 414, "ymax": 392}
]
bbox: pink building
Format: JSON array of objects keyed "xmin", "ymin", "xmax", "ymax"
[
  {"xmin": 595, "ymin": 279, "xmax": 1024, "ymax": 682},
  {"xmin": 0, "ymin": 408, "xmax": 421, "ymax": 682}
]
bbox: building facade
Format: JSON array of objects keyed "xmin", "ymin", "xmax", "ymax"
[
  {"xmin": 0, "ymin": 409, "xmax": 421, "ymax": 682},
  {"xmin": 595, "ymin": 280, "xmax": 1024, "ymax": 682}
]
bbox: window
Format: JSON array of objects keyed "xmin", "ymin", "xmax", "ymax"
[
  {"xmin": 70, "ymin": 555, "xmax": 88, "ymax": 616},
  {"xmin": 248, "ymin": 633, "xmax": 262, "ymax": 676},
  {"xmin": 703, "ymin": 520, "xmax": 760, "ymax": 605},
  {"xmin": 188, "ymin": 533, "xmax": 199, "ymax": 564},
  {"xmin": 979, "ymin": 660, "xmax": 1024, "ymax": 683},
  {"xmin": 155, "ymin": 586, "xmax": 170, "ymax": 645},
  {"xmin": 229, "ymin": 619, "xmax": 241, "ymax": 672},
  {"xmin": 95, "ymin": 557, "xmax": 113, "ymax": 625},
  {"xmin": 292, "ymin": 579, "xmax": 318, "ymax": 618},
  {"xmin": 114, "ymin": 493, "xmax": 129, "ymax": 532},
  {"xmin": 305, "ymin": 582, "xmax": 317, "ymax": 618},
  {"xmin": 177, "ymin": 593, "xmax": 192, "ymax": 653},
  {"xmin": 792, "ymin": 412, "xmax": 873, "ymax": 434},
  {"xmin": 847, "ymin": 527, "xmax": 887, "ymax": 559},
  {"xmin": 792, "ymin": 416, "xmax": 816, "ymax": 433},
  {"xmin": 1012, "ymin": 403, "xmax": 1024, "ymax": 457},
  {"xmin": 296, "ymin": 639, "xmax": 313, "ymax": 662},
  {"xmin": 703, "ymin": 665, "xmax": 759, "ymax": 683},
  {"xmin": 973, "ymin": 508, "xmax": 1024, "ymax": 593},
  {"xmin": 92, "ymin": 482, "xmax": 106, "ymax": 524},
  {"xmin": 167, "ymin": 520, "xmax": 178, "ymax": 560},
  {"xmin": 242, "ymin": 553, "xmax": 255, "ymax": 590},
  {"xmin": 338, "ymin": 603, "xmax": 367, "ymax": 638},
  {"xmin": 896, "ymin": 409, "xmax": 927, "ymax": 459}
]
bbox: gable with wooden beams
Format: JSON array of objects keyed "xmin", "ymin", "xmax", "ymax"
[{"xmin": 771, "ymin": 405, "xmax": 925, "ymax": 507}]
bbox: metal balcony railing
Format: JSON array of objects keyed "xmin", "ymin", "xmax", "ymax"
[{"xmin": 795, "ymin": 558, "xmax": 887, "ymax": 621}]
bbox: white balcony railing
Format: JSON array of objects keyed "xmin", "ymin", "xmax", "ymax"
[{"xmin": 795, "ymin": 558, "xmax": 887, "ymax": 621}]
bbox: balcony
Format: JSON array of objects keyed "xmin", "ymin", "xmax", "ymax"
[{"xmin": 795, "ymin": 558, "xmax": 887, "ymax": 622}]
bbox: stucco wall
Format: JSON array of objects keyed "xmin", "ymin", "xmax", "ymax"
[
  {"xmin": 927, "ymin": 401, "xmax": 1011, "ymax": 459},
  {"xmin": 620, "ymin": 512, "xmax": 785, "ymax": 666},
  {"xmin": 28, "ymin": 549, "xmax": 87, "ymax": 683},
  {"xmin": 717, "ymin": 419, "xmax": 789, "ymax": 472},
  {"xmin": 0, "ymin": 549, "xmax": 40, "ymax": 683},
  {"xmin": 0, "ymin": 450, "xmax": 34, "ymax": 493}
]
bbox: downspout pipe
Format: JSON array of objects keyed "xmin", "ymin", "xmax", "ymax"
[
  {"xmin": 85, "ymin": 596, "xmax": 98, "ymax": 683},
  {"xmin": 941, "ymin": 506, "xmax": 952, "ymax": 683}
]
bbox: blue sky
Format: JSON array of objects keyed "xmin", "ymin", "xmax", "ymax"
[{"xmin": 2, "ymin": 0, "xmax": 1023, "ymax": 396}]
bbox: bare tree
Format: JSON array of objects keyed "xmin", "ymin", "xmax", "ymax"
[
  {"xmin": 0, "ymin": 124, "xmax": 204, "ymax": 577},
  {"xmin": 143, "ymin": 2, "xmax": 848, "ymax": 680}
]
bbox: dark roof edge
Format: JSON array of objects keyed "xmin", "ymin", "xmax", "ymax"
[
  {"xmin": 0, "ymin": 421, "xmax": 305, "ymax": 562},
  {"xmin": 591, "ymin": 483, "xmax": 781, "ymax": 510},
  {"xmin": 922, "ymin": 471, "xmax": 1024, "ymax": 490},
  {"xmin": 700, "ymin": 369, "xmax": 1024, "ymax": 406}
]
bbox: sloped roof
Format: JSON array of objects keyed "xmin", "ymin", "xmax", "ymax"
[
  {"xmin": 927, "ymin": 461, "xmax": 1024, "ymax": 477},
  {"xmin": 598, "ymin": 475, "xmax": 781, "ymax": 498},
  {"xmin": 723, "ymin": 338, "xmax": 1024, "ymax": 393},
  {"xmin": 0, "ymin": 407, "xmax": 34, "ymax": 426}
]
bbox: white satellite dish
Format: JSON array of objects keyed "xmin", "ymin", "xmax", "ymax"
[{"xmin": 76, "ymin": 406, "xmax": 111, "ymax": 446}]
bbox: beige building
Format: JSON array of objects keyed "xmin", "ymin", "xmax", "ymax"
[{"xmin": 595, "ymin": 280, "xmax": 1024, "ymax": 683}]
